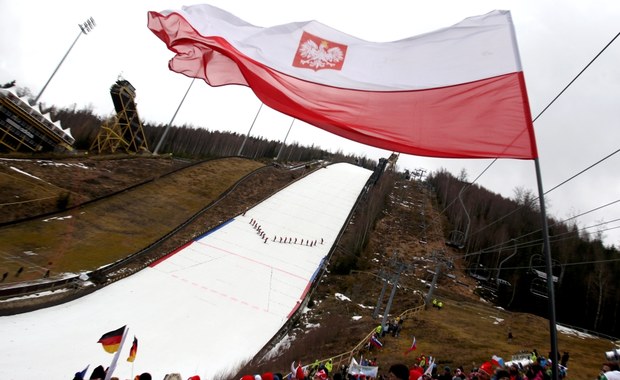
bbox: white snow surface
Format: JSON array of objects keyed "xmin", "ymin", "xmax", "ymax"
[{"xmin": 0, "ymin": 163, "xmax": 372, "ymax": 380}]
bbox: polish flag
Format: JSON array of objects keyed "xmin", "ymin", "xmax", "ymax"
[
  {"xmin": 405, "ymin": 336, "xmax": 417, "ymax": 355},
  {"xmin": 148, "ymin": 4, "xmax": 537, "ymax": 159}
]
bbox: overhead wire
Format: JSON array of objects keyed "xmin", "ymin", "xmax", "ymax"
[
  {"xmin": 465, "ymin": 199, "xmax": 620, "ymax": 256},
  {"xmin": 436, "ymin": 31, "xmax": 620, "ymax": 252},
  {"xmin": 468, "ymin": 147, "xmax": 620, "ymax": 238}
]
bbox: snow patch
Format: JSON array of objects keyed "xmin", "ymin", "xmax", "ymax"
[
  {"xmin": 42, "ymin": 215, "xmax": 73, "ymax": 222},
  {"xmin": 557, "ymin": 324, "xmax": 596, "ymax": 339},
  {"xmin": 0, "ymin": 288, "xmax": 69, "ymax": 303},
  {"xmin": 335, "ymin": 293, "xmax": 351, "ymax": 302},
  {"xmin": 9, "ymin": 166, "xmax": 44, "ymax": 181},
  {"xmin": 491, "ymin": 316, "xmax": 504, "ymax": 324},
  {"xmin": 264, "ymin": 334, "xmax": 295, "ymax": 360}
]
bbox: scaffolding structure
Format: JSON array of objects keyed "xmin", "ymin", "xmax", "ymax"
[{"xmin": 90, "ymin": 79, "xmax": 149, "ymax": 154}]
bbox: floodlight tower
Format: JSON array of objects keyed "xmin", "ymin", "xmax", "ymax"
[{"xmin": 33, "ymin": 17, "xmax": 96, "ymax": 104}]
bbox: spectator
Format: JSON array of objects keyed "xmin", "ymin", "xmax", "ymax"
[
  {"xmin": 314, "ymin": 369, "xmax": 328, "ymax": 380},
  {"xmin": 325, "ymin": 359, "xmax": 333, "ymax": 374},
  {"xmin": 508, "ymin": 364, "xmax": 523, "ymax": 380},
  {"xmin": 388, "ymin": 364, "xmax": 410, "ymax": 380},
  {"xmin": 437, "ymin": 366, "xmax": 451, "ymax": 380},
  {"xmin": 409, "ymin": 364, "xmax": 424, "ymax": 380},
  {"xmin": 600, "ymin": 362, "xmax": 620, "ymax": 380},
  {"xmin": 452, "ymin": 367, "xmax": 466, "ymax": 380},
  {"xmin": 523, "ymin": 361, "xmax": 544, "ymax": 380},
  {"xmin": 89, "ymin": 365, "xmax": 106, "ymax": 380},
  {"xmin": 476, "ymin": 362, "xmax": 494, "ymax": 380}
]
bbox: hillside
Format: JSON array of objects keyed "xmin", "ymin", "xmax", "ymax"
[
  {"xmin": 238, "ymin": 173, "xmax": 615, "ymax": 379},
  {"xmin": 0, "ymin": 154, "xmax": 614, "ymax": 379}
]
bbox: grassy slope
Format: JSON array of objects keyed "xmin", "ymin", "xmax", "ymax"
[{"xmin": 0, "ymin": 157, "xmax": 263, "ymax": 280}]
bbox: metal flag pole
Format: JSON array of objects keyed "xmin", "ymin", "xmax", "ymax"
[
  {"xmin": 34, "ymin": 17, "xmax": 96, "ymax": 104},
  {"xmin": 534, "ymin": 158, "xmax": 559, "ymax": 380},
  {"xmin": 237, "ymin": 102, "xmax": 263, "ymax": 157},
  {"xmin": 153, "ymin": 77, "xmax": 196, "ymax": 155},
  {"xmin": 276, "ymin": 118, "xmax": 295, "ymax": 161}
]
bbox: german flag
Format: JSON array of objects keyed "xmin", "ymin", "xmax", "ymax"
[
  {"xmin": 97, "ymin": 326, "xmax": 126, "ymax": 354},
  {"xmin": 127, "ymin": 336, "xmax": 138, "ymax": 362}
]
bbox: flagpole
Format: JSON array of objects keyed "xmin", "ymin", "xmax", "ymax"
[
  {"xmin": 237, "ymin": 102, "xmax": 263, "ymax": 157},
  {"xmin": 276, "ymin": 118, "xmax": 295, "ymax": 161},
  {"xmin": 104, "ymin": 327, "xmax": 129, "ymax": 380},
  {"xmin": 153, "ymin": 77, "xmax": 196, "ymax": 155},
  {"xmin": 534, "ymin": 158, "xmax": 559, "ymax": 380}
]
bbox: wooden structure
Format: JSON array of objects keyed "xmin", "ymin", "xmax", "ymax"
[{"xmin": 90, "ymin": 79, "xmax": 149, "ymax": 154}]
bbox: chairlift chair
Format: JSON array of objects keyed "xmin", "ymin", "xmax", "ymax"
[
  {"xmin": 529, "ymin": 276, "xmax": 549, "ymax": 299},
  {"xmin": 469, "ymin": 263, "xmax": 491, "ymax": 282},
  {"xmin": 446, "ymin": 230, "xmax": 466, "ymax": 249}
]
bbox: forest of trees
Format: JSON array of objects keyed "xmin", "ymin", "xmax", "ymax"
[
  {"xmin": 427, "ymin": 169, "xmax": 619, "ymax": 337},
  {"xmin": 50, "ymin": 105, "xmax": 377, "ymax": 168}
]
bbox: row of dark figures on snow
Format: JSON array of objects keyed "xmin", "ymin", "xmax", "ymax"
[{"xmin": 249, "ymin": 218, "xmax": 324, "ymax": 246}]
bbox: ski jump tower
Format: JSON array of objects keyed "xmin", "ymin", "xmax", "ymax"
[{"xmin": 90, "ymin": 79, "xmax": 149, "ymax": 154}]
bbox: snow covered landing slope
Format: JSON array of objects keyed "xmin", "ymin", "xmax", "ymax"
[{"xmin": 0, "ymin": 162, "xmax": 372, "ymax": 380}]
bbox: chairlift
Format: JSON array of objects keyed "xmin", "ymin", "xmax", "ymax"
[
  {"xmin": 530, "ymin": 277, "xmax": 549, "ymax": 299},
  {"xmin": 496, "ymin": 278, "xmax": 511, "ymax": 287},
  {"xmin": 495, "ymin": 240, "xmax": 518, "ymax": 288},
  {"xmin": 445, "ymin": 184, "xmax": 471, "ymax": 250},
  {"xmin": 469, "ymin": 263, "xmax": 491, "ymax": 282},
  {"xmin": 445, "ymin": 230, "xmax": 466, "ymax": 249},
  {"xmin": 529, "ymin": 254, "xmax": 564, "ymax": 284}
]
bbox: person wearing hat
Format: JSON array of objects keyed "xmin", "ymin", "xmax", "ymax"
[
  {"xmin": 409, "ymin": 363, "xmax": 424, "ymax": 380},
  {"xmin": 477, "ymin": 362, "xmax": 494, "ymax": 380}
]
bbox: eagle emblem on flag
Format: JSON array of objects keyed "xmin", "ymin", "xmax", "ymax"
[{"xmin": 293, "ymin": 31, "xmax": 347, "ymax": 71}]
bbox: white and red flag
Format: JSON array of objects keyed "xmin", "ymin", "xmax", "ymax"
[
  {"xmin": 148, "ymin": 4, "xmax": 537, "ymax": 159},
  {"xmin": 405, "ymin": 336, "xmax": 417, "ymax": 355}
]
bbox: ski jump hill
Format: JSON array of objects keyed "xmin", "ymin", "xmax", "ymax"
[{"xmin": 0, "ymin": 162, "xmax": 373, "ymax": 380}]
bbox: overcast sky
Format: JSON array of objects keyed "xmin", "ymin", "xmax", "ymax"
[{"xmin": 1, "ymin": 0, "xmax": 619, "ymax": 248}]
